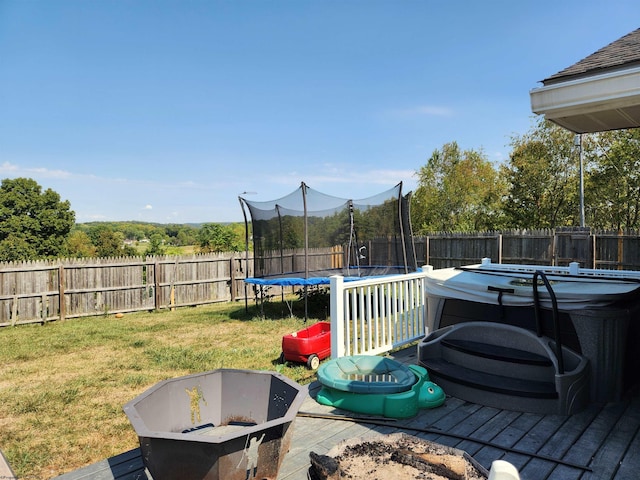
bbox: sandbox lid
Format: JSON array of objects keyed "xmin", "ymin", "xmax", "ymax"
[{"xmin": 316, "ymin": 355, "xmax": 415, "ymax": 394}]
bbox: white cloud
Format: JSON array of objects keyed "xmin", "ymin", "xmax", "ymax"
[
  {"xmin": 0, "ymin": 162, "xmax": 77, "ymax": 179},
  {"xmin": 144, "ymin": 204, "xmax": 153, "ymax": 210},
  {"xmin": 0, "ymin": 162, "xmax": 19, "ymax": 172},
  {"xmin": 28, "ymin": 167, "xmax": 73, "ymax": 179}
]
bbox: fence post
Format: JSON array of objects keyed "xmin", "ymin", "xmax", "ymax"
[
  {"xmin": 11, "ymin": 295, "xmax": 17, "ymax": 327},
  {"xmin": 169, "ymin": 258, "xmax": 179, "ymax": 311},
  {"xmin": 330, "ymin": 275, "xmax": 345, "ymax": 359},
  {"xmin": 229, "ymin": 257, "xmax": 236, "ymax": 302},
  {"xmin": 154, "ymin": 261, "xmax": 160, "ymax": 310},
  {"xmin": 40, "ymin": 293, "xmax": 47, "ymax": 324},
  {"xmin": 497, "ymin": 234, "xmax": 503, "ymax": 264},
  {"xmin": 618, "ymin": 230, "xmax": 624, "ymax": 270},
  {"xmin": 58, "ymin": 265, "xmax": 65, "ymax": 321},
  {"xmin": 425, "ymin": 236, "xmax": 430, "ymax": 266}
]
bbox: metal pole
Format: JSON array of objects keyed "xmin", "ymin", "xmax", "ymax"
[
  {"xmin": 302, "ymin": 182, "xmax": 309, "ymax": 321},
  {"xmin": 238, "ymin": 193, "xmax": 256, "ymax": 313},
  {"xmin": 575, "ymin": 134, "xmax": 585, "ymax": 227}
]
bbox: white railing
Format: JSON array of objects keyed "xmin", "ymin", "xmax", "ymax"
[{"xmin": 329, "ymin": 268, "xmax": 432, "ymax": 358}]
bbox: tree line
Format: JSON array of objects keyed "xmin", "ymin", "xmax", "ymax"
[
  {"xmin": 0, "ymin": 177, "xmax": 246, "ymax": 261},
  {"xmin": 68, "ymin": 221, "xmax": 246, "ymax": 259},
  {"xmin": 411, "ymin": 118, "xmax": 640, "ymax": 233},
  {"xmin": 1, "ymin": 118, "xmax": 639, "ymax": 261}
]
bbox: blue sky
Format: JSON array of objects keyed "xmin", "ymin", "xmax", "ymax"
[{"xmin": 0, "ymin": 1, "xmax": 638, "ymax": 224}]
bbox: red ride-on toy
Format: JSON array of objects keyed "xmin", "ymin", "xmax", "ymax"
[{"xmin": 280, "ymin": 321, "xmax": 331, "ymax": 370}]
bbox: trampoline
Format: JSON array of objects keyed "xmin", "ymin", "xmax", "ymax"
[{"xmin": 238, "ymin": 182, "xmax": 418, "ymax": 316}]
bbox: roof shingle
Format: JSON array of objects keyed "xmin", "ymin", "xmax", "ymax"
[{"xmin": 544, "ymin": 28, "xmax": 640, "ymax": 84}]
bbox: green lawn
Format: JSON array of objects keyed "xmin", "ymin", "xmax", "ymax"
[{"xmin": 0, "ymin": 300, "xmax": 321, "ymax": 478}]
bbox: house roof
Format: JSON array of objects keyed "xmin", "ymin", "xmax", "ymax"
[
  {"xmin": 544, "ymin": 29, "xmax": 640, "ymax": 83},
  {"xmin": 530, "ymin": 28, "xmax": 640, "ymax": 133}
]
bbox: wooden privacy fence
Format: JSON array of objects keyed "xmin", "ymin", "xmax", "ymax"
[
  {"xmin": 3, "ymin": 228, "xmax": 640, "ymax": 327},
  {"xmin": 0, "ymin": 253, "xmax": 251, "ymax": 327},
  {"xmin": 417, "ymin": 227, "xmax": 640, "ymax": 270}
]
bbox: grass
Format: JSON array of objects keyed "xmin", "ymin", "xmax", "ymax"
[{"xmin": 0, "ymin": 299, "xmax": 325, "ymax": 479}]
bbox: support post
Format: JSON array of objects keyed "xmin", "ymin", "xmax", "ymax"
[
  {"xmin": 575, "ymin": 134, "xmax": 586, "ymax": 227},
  {"xmin": 330, "ymin": 275, "xmax": 344, "ymax": 359},
  {"xmin": 154, "ymin": 261, "xmax": 160, "ymax": 310},
  {"xmin": 229, "ymin": 257, "xmax": 236, "ymax": 302},
  {"xmin": 58, "ymin": 265, "xmax": 66, "ymax": 321}
]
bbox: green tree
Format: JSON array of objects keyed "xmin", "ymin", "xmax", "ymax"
[
  {"xmin": 0, "ymin": 177, "xmax": 75, "ymax": 260},
  {"xmin": 65, "ymin": 230, "xmax": 97, "ymax": 258},
  {"xmin": 174, "ymin": 228, "xmax": 195, "ymax": 246},
  {"xmin": 412, "ymin": 142, "xmax": 506, "ymax": 232},
  {"xmin": 95, "ymin": 229, "xmax": 124, "ymax": 257},
  {"xmin": 227, "ymin": 223, "xmax": 247, "ymax": 248},
  {"xmin": 144, "ymin": 233, "xmax": 166, "ymax": 256},
  {"xmin": 502, "ymin": 119, "xmax": 580, "ymax": 228},
  {"xmin": 121, "ymin": 223, "xmax": 146, "ymax": 241},
  {"xmin": 197, "ymin": 223, "xmax": 244, "ymax": 253},
  {"xmin": 585, "ymin": 129, "xmax": 640, "ymax": 230},
  {"xmin": 0, "ymin": 234, "xmax": 36, "ymax": 261},
  {"xmin": 89, "ymin": 227, "xmax": 136, "ymax": 257}
]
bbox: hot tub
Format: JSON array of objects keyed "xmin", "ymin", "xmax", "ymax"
[{"xmin": 424, "ymin": 259, "xmax": 640, "ymax": 403}]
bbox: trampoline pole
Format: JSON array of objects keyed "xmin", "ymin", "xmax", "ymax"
[
  {"xmin": 397, "ymin": 184, "xmax": 409, "ymax": 274},
  {"xmin": 276, "ymin": 205, "xmax": 285, "ymax": 305},
  {"xmin": 347, "ymin": 201, "xmax": 354, "ymax": 275},
  {"xmin": 303, "ymin": 182, "xmax": 309, "ymax": 321},
  {"xmin": 302, "ymin": 182, "xmax": 309, "ymax": 280},
  {"xmin": 239, "ymin": 196, "xmax": 250, "ymax": 313},
  {"xmin": 404, "ymin": 191, "xmax": 418, "ymax": 272}
]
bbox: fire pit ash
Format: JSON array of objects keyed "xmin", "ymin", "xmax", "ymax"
[{"xmin": 309, "ymin": 433, "xmax": 488, "ymax": 480}]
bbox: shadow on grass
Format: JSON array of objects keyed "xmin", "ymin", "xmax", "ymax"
[
  {"xmin": 228, "ymin": 295, "xmax": 329, "ymax": 322},
  {"xmin": 269, "ymin": 352, "xmax": 319, "ymax": 385}
]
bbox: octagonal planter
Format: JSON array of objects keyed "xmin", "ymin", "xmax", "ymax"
[{"xmin": 123, "ymin": 369, "xmax": 306, "ymax": 480}]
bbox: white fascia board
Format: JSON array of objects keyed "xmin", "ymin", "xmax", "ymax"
[{"xmin": 530, "ymin": 66, "xmax": 640, "ymax": 117}]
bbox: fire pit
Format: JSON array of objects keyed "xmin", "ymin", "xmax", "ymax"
[
  {"xmin": 309, "ymin": 433, "xmax": 488, "ymax": 480},
  {"xmin": 123, "ymin": 368, "xmax": 306, "ymax": 480}
]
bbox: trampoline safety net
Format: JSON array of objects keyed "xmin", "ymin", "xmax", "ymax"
[{"xmin": 239, "ymin": 182, "xmax": 417, "ymax": 285}]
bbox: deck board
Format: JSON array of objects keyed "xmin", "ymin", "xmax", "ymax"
[
  {"xmin": 614, "ymin": 421, "xmax": 640, "ymax": 479},
  {"xmin": 54, "ymin": 347, "xmax": 640, "ymax": 480},
  {"xmin": 55, "ymin": 449, "xmax": 147, "ymax": 480},
  {"xmin": 474, "ymin": 412, "xmax": 543, "ymax": 470},
  {"xmin": 586, "ymin": 394, "xmax": 640, "ymax": 480}
]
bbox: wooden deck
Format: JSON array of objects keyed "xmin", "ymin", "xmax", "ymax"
[{"xmin": 55, "ymin": 346, "xmax": 640, "ymax": 480}]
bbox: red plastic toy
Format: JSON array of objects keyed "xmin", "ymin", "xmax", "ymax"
[{"xmin": 280, "ymin": 321, "xmax": 331, "ymax": 369}]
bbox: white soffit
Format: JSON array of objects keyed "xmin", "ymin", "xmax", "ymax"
[{"xmin": 530, "ymin": 66, "xmax": 640, "ymax": 133}]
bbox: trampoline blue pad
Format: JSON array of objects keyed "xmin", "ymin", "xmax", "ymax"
[
  {"xmin": 244, "ymin": 266, "xmax": 413, "ymax": 287},
  {"xmin": 244, "ymin": 276, "xmax": 362, "ymax": 286}
]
